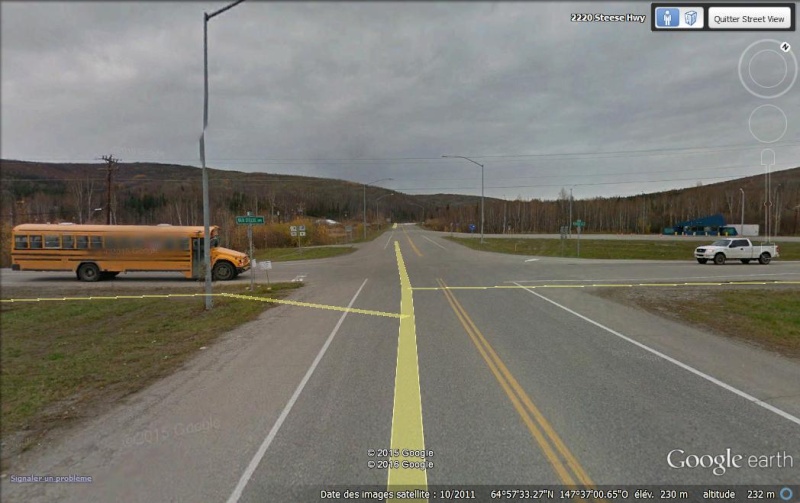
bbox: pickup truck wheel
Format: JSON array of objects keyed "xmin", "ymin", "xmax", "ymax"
[
  {"xmin": 758, "ymin": 253, "xmax": 771, "ymax": 265},
  {"xmin": 740, "ymin": 259, "xmax": 750, "ymax": 264},
  {"xmin": 696, "ymin": 258, "xmax": 707, "ymax": 264},
  {"xmin": 713, "ymin": 253, "xmax": 726, "ymax": 265}
]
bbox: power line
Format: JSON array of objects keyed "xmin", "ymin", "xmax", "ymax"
[{"xmin": 10, "ymin": 140, "xmax": 800, "ymax": 165}]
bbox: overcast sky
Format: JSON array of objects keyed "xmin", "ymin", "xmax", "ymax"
[{"xmin": 2, "ymin": 1, "xmax": 798, "ymax": 200}]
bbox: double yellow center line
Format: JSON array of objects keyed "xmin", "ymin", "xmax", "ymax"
[
  {"xmin": 437, "ymin": 278, "xmax": 596, "ymax": 489},
  {"xmin": 401, "ymin": 226, "xmax": 423, "ymax": 257}
]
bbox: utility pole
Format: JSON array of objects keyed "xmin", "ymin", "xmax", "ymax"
[{"xmin": 99, "ymin": 155, "xmax": 119, "ymax": 225}]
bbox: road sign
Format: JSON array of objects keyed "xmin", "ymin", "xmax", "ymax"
[
  {"xmin": 469, "ymin": 223, "xmax": 476, "ymax": 232},
  {"xmin": 236, "ymin": 216, "xmax": 265, "ymax": 225},
  {"xmin": 345, "ymin": 225, "xmax": 353, "ymax": 233},
  {"xmin": 291, "ymin": 231, "xmax": 297, "ymax": 236},
  {"xmin": 258, "ymin": 260, "xmax": 272, "ymax": 270},
  {"xmin": 573, "ymin": 220, "xmax": 585, "ymax": 227},
  {"xmin": 290, "ymin": 226, "xmax": 298, "ymax": 232},
  {"xmin": 300, "ymin": 231, "xmax": 306, "ymax": 237},
  {"xmin": 299, "ymin": 225, "xmax": 306, "ymax": 232}
]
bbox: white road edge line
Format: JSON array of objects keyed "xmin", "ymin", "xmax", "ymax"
[
  {"xmin": 512, "ymin": 282, "xmax": 800, "ymax": 427},
  {"xmin": 505, "ymin": 272, "xmax": 797, "ymax": 283},
  {"xmin": 384, "ymin": 232, "xmax": 395, "ymax": 250},
  {"xmin": 524, "ymin": 258, "xmax": 539, "ymax": 262},
  {"xmin": 226, "ymin": 278, "xmax": 369, "ymax": 503},
  {"xmin": 422, "ymin": 235, "xmax": 447, "ymax": 250}
]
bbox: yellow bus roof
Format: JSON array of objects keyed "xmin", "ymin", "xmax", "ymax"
[{"xmin": 12, "ymin": 224, "xmax": 218, "ymax": 235}]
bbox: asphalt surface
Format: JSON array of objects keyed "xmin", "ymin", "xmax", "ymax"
[{"xmin": 2, "ymin": 226, "xmax": 800, "ymax": 502}]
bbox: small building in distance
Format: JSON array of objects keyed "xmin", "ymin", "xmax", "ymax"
[{"xmin": 663, "ymin": 214, "xmax": 741, "ymax": 236}]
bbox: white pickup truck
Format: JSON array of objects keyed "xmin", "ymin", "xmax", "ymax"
[{"xmin": 695, "ymin": 238, "xmax": 779, "ymax": 265}]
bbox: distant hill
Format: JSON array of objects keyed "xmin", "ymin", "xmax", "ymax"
[{"xmin": 2, "ymin": 159, "xmax": 798, "ymax": 236}]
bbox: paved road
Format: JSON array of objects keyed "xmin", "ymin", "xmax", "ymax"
[
  {"xmin": 444, "ymin": 231, "xmax": 800, "ymax": 243},
  {"xmin": 3, "ymin": 226, "xmax": 799, "ymax": 502}
]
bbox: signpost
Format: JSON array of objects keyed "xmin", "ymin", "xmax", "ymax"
[
  {"xmin": 290, "ymin": 225, "xmax": 306, "ymax": 251},
  {"xmin": 573, "ymin": 219, "xmax": 585, "ymax": 257},
  {"xmin": 257, "ymin": 259, "xmax": 272, "ymax": 286},
  {"xmin": 236, "ymin": 212, "xmax": 265, "ymax": 290}
]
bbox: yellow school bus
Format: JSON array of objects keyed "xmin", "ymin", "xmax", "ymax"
[{"xmin": 11, "ymin": 223, "xmax": 250, "ymax": 282}]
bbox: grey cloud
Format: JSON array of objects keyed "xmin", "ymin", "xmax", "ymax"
[{"xmin": 2, "ymin": 1, "xmax": 798, "ymax": 200}]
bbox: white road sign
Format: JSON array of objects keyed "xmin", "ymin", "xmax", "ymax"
[{"xmin": 290, "ymin": 226, "xmax": 298, "ymax": 232}]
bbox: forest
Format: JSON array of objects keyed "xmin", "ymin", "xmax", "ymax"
[{"xmin": 2, "ymin": 159, "xmax": 798, "ymax": 267}]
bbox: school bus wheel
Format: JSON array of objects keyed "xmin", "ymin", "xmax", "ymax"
[
  {"xmin": 212, "ymin": 261, "xmax": 235, "ymax": 281},
  {"xmin": 77, "ymin": 263, "xmax": 101, "ymax": 282}
]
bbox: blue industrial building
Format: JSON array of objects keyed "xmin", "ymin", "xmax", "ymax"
[{"xmin": 663, "ymin": 214, "xmax": 738, "ymax": 236}]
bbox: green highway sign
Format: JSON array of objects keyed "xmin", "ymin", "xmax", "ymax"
[
  {"xmin": 573, "ymin": 220, "xmax": 585, "ymax": 227},
  {"xmin": 236, "ymin": 216, "xmax": 265, "ymax": 225}
]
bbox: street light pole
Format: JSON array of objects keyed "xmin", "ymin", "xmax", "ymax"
[
  {"xmin": 408, "ymin": 202, "xmax": 425, "ymax": 224},
  {"xmin": 569, "ymin": 187, "xmax": 573, "ymax": 237},
  {"xmin": 442, "ymin": 155, "xmax": 484, "ymax": 243},
  {"xmin": 740, "ymin": 188, "xmax": 745, "ymax": 231},
  {"xmin": 200, "ymin": 0, "xmax": 246, "ymax": 310},
  {"xmin": 363, "ymin": 178, "xmax": 392, "ymax": 240},
  {"xmin": 375, "ymin": 193, "xmax": 393, "ymax": 224}
]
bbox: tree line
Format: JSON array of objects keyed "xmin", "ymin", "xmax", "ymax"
[{"xmin": 2, "ymin": 161, "xmax": 799, "ymax": 240}]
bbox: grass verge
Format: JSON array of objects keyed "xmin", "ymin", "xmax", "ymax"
[
  {"xmin": 0, "ymin": 282, "xmax": 302, "ymax": 464},
  {"xmin": 254, "ymin": 245, "xmax": 356, "ymax": 262},
  {"xmin": 446, "ymin": 237, "xmax": 800, "ymax": 260},
  {"xmin": 594, "ymin": 287, "xmax": 800, "ymax": 358}
]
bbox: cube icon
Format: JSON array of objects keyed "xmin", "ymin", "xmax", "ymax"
[{"xmin": 685, "ymin": 10, "xmax": 697, "ymax": 26}]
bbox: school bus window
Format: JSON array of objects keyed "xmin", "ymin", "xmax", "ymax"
[
  {"xmin": 90, "ymin": 236, "xmax": 103, "ymax": 248},
  {"xmin": 30, "ymin": 236, "xmax": 43, "ymax": 249},
  {"xmin": 14, "ymin": 235, "xmax": 28, "ymax": 249},
  {"xmin": 76, "ymin": 236, "xmax": 88, "ymax": 249},
  {"xmin": 44, "ymin": 235, "xmax": 60, "ymax": 249},
  {"xmin": 62, "ymin": 235, "xmax": 74, "ymax": 249},
  {"xmin": 105, "ymin": 236, "xmax": 119, "ymax": 249}
]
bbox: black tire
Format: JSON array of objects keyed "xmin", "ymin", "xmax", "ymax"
[
  {"xmin": 77, "ymin": 263, "xmax": 101, "ymax": 282},
  {"xmin": 758, "ymin": 253, "xmax": 771, "ymax": 265},
  {"xmin": 212, "ymin": 261, "xmax": 235, "ymax": 281},
  {"xmin": 740, "ymin": 259, "xmax": 750, "ymax": 264},
  {"xmin": 713, "ymin": 253, "xmax": 726, "ymax": 265},
  {"xmin": 697, "ymin": 258, "xmax": 707, "ymax": 264}
]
